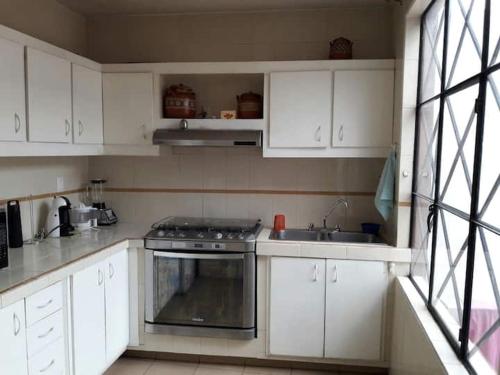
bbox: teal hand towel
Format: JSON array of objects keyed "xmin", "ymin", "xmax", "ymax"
[{"xmin": 375, "ymin": 150, "xmax": 396, "ymax": 221}]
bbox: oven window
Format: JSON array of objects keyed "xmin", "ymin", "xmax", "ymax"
[{"xmin": 153, "ymin": 254, "xmax": 250, "ymax": 328}]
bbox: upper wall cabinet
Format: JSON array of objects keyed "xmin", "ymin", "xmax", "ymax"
[
  {"xmin": 0, "ymin": 37, "xmax": 26, "ymax": 142},
  {"xmin": 103, "ymin": 73, "xmax": 153, "ymax": 145},
  {"xmin": 332, "ymin": 70, "xmax": 394, "ymax": 148},
  {"xmin": 27, "ymin": 48, "xmax": 72, "ymax": 143},
  {"xmin": 269, "ymin": 71, "xmax": 332, "ymax": 148},
  {"xmin": 72, "ymin": 64, "xmax": 103, "ymax": 145}
]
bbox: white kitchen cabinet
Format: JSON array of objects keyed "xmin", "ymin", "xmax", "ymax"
[
  {"xmin": 72, "ymin": 262, "xmax": 106, "ymax": 375},
  {"xmin": 27, "ymin": 48, "xmax": 72, "ymax": 143},
  {"xmin": 0, "ymin": 300, "xmax": 29, "ymax": 375},
  {"xmin": 71, "ymin": 248, "xmax": 129, "ymax": 375},
  {"xmin": 332, "ymin": 70, "xmax": 394, "ymax": 148},
  {"xmin": 103, "ymin": 72, "xmax": 153, "ymax": 145},
  {"xmin": 269, "ymin": 71, "xmax": 332, "ymax": 148},
  {"xmin": 72, "ymin": 64, "xmax": 103, "ymax": 144},
  {"xmin": 0, "ymin": 37, "xmax": 26, "ymax": 142},
  {"xmin": 269, "ymin": 257, "xmax": 325, "ymax": 357},
  {"xmin": 324, "ymin": 259, "xmax": 387, "ymax": 360},
  {"xmin": 105, "ymin": 249, "xmax": 129, "ymax": 364}
]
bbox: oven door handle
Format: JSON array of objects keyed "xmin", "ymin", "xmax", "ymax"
[{"xmin": 153, "ymin": 251, "xmax": 246, "ymax": 260}]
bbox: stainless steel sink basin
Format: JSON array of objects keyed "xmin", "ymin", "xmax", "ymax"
[{"xmin": 270, "ymin": 229, "xmax": 380, "ymax": 244}]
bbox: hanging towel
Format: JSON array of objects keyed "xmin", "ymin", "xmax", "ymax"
[{"xmin": 375, "ymin": 150, "xmax": 396, "ymax": 221}]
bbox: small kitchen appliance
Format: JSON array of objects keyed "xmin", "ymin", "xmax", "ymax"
[
  {"xmin": 0, "ymin": 208, "xmax": 8, "ymax": 269},
  {"xmin": 89, "ymin": 179, "xmax": 118, "ymax": 225},
  {"xmin": 45, "ymin": 196, "xmax": 74, "ymax": 238},
  {"xmin": 7, "ymin": 200, "xmax": 23, "ymax": 248},
  {"xmin": 70, "ymin": 206, "xmax": 98, "ymax": 231},
  {"xmin": 144, "ymin": 216, "xmax": 262, "ymax": 340}
]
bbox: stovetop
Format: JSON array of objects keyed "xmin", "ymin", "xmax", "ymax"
[{"xmin": 145, "ymin": 216, "xmax": 263, "ymax": 242}]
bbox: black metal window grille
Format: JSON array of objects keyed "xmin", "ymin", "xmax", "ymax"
[{"xmin": 410, "ymin": 0, "xmax": 500, "ymax": 373}]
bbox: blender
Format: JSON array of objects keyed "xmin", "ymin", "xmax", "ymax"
[{"xmin": 88, "ymin": 179, "xmax": 118, "ymax": 225}]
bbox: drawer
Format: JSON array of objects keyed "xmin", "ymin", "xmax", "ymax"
[
  {"xmin": 27, "ymin": 309, "xmax": 64, "ymax": 358},
  {"xmin": 28, "ymin": 338, "xmax": 66, "ymax": 375},
  {"xmin": 26, "ymin": 282, "xmax": 63, "ymax": 326}
]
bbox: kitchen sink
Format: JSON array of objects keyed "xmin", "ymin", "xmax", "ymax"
[{"xmin": 270, "ymin": 229, "xmax": 380, "ymax": 244}]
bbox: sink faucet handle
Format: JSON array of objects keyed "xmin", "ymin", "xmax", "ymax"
[{"xmin": 307, "ymin": 223, "xmax": 315, "ymax": 231}]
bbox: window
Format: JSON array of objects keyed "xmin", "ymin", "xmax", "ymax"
[{"xmin": 410, "ymin": 0, "xmax": 499, "ymax": 373}]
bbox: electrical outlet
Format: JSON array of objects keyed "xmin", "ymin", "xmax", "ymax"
[{"xmin": 56, "ymin": 176, "xmax": 64, "ymax": 192}]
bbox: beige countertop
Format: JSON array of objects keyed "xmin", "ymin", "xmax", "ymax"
[
  {"xmin": 256, "ymin": 228, "xmax": 411, "ymax": 263},
  {"xmin": 0, "ymin": 223, "xmax": 148, "ymax": 306}
]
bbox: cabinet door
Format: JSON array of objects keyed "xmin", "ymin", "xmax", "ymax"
[
  {"xmin": 0, "ymin": 300, "xmax": 28, "ymax": 375},
  {"xmin": 27, "ymin": 48, "xmax": 72, "ymax": 143},
  {"xmin": 72, "ymin": 262, "xmax": 106, "ymax": 375},
  {"xmin": 0, "ymin": 38, "xmax": 26, "ymax": 142},
  {"xmin": 105, "ymin": 249, "xmax": 129, "ymax": 365},
  {"xmin": 103, "ymin": 73, "xmax": 153, "ymax": 145},
  {"xmin": 73, "ymin": 64, "xmax": 103, "ymax": 144},
  {"xmin": 269, "ymin": 71, "xmax": 331, "ymax": 148},
  {"xmin": 332, "ymin": 70, "xmax": 394, "ymax": 148},
  {"xmin": 269, "ymin": 257, "xmax": 325, "ymax": 357},
  {"xmin": 324, "ymin": 259, "xmax": 387, "ymax": 360}
]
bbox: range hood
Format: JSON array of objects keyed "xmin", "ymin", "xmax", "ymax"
[{"xmin": 152, "ymin": 129, "xmax": 262, "ymax": 147}]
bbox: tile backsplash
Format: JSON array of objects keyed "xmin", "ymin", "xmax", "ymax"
[{"xmin": 89, "ymin": 148, "xmax": 387, "ymax": 234}]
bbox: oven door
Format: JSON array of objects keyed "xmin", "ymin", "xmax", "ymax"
[{"xmin": 145, "ymin": 250, "xmax": 255, "ymax": 336}]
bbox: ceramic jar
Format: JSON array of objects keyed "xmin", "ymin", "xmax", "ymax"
[
  {"xmin": 329, "ymin": 38, "xmax": 353, "ymax": 59},
  {"xmin": 236, "ymin": 92, "xmax": 263, "ymax": 119},
  {"xmin": 164, "ymin": 84, "xmax": 196, "ymax": 118}
]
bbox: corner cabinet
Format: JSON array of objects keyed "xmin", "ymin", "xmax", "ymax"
[
  {"xmin": 269, "ymin": 71, "xmax": 332, "ymax": 148},
  {"xmin": 72, "ymin": 64, "xmax": 103, "ymax": 144},
  {"xmin": 27, "ymin": 48, "xmax": 72, "ymax": 143},
  {"xmin": 102, "ymin": 72, "xmax": 154, "ymax": 145},
  {"xmin": 0, "ymin": 37, "xmax": 26, "ymax": 142},
  {"xmin": 72, "ymin": 248, "xmax": 129, "ymax": 375},
  {"xmin": 0, "ymin": 300, "xmax": 28, "ymax": 375},
  {"xmin": 269, "ymin": 257, "xmax": 388, "ymax": 361},
  {"xmin": 332, "ymin": 70, "xmax": 394, "ymax": 148}
]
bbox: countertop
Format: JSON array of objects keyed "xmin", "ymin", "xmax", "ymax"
[{"xmin": 0, "ymin": 223, "xmax": 148, "ymax": 304}]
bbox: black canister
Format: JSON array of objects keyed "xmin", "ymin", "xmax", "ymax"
[
  {"xmin": 0, "ymin": 208, "xmax": 8, "ymax": 269},
  {"xmin": 7, "ymin": 200, "xmax": 23, "ymax": 248}
]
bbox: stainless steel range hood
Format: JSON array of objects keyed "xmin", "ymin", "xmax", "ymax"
[{"xmin": 153, "ymin": 129, "xmax": 262, "ymax": 147}]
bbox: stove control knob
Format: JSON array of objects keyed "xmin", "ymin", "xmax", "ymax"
[
  {"xmin": 214, "ymin": 232, "xmax": 223, "ymax": 240},
  {"xmin": 238, "ymin": 233, "xmax": 246, "ymax": 240},
  {"xmin": 157, "ymin": 230, "xmax": 166, "ymax": 237}
]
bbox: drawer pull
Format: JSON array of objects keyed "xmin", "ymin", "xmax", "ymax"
[
  {"xmin": 36, "ymin": 299, "xmax": 53, "ymax": 309},
  {"xmin": 13, "ymin": 313, "xmax": 21, "ymax": 336},
  {"xmin": 338, "ymin": 125, "xmax": 344, "ymax": 142},
  {"xmin": 37, "ymin": 326, "xmax": 54, "ymax": 339},
  {"xmin": 39, "ymin": 359, "xmax": 55, "ymax": 373},
  {"xmin": 14, "ymin": 113, "xmax": 21, "ymax": 133},
  {"xmin": 331, "ymin": 265, "xmax": 338, "ymax": 283},
  {"xmin": 313, "ymin": 264, "xmax": 319, "ymax": 282},
  {"xmin": 109, "ymin": 263, "xmax": 115, "ymax": 279},
  {"xmin": 98, "ymin": 269, "xmax": 104, "ymax": 286}
]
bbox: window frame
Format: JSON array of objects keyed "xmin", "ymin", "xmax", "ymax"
[{"xmin": 410, "ymin": 0, "xmax": 500, "ymax": 373}]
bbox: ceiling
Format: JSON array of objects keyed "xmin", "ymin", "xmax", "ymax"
[{"xmin": 56, "ymin": 0, "xmax": 392, "ymax": 16}]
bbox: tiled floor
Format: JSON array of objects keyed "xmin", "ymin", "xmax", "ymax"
[{"xmin": 104, "ymin": 358, "xmax": 370, "ymax": 375}]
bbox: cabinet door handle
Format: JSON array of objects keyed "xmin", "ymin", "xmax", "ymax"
[
  {"xmin": 65, "ymin": 119, "xmax": 71, "ymax": 136},
  {"xmin": 338, "ymin": 125, "xmax": 344, "ymax": 142},
  {"xmin": 13, "ymin": 312, "xmax": 21, "ymax": 336},
  {"xmin": 78, "ymin": 120, "xmax": 84, "ymax": 136},
  {"xmin": 98, "ymin": 268, "xmax": 104, "ymax": 286},
  {"xmin": 331, "ymin": 265, "xmax": 338, "ymax": 283},
  {"xmin": 36, "ymin": 299, "xmax": 53, "ymax": 309},
  {"xmin": 14, "ymin": 113, "xmax": 21, "ymax": 133},
  {"xmin": 314, "ymin": 126, "xmax": 321, "ymax": 142},
  {"xmin": 142, "ymin": 124, "xmax": 147, "ymax": 140},
  {"xmin": 37, "ymin": 326, "xmax": 54, "ymax": 339},
  {"xmin": 313, "ymin": 264, "xmax": 319, "ymax": 282},
  {"xmin": 109, "ymin": 263, "xmax": 115, "ymax": 279},
  {"xmin": 39, "ymin": 359, "xmax": 55, "ymax": 373}
]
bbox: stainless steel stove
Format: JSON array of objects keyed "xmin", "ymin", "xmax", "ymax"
[{"xmin": 144, "ymin": 217, "xmax": 262, "ymax": 340}]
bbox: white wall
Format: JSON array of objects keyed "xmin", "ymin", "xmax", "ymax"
[
  {"xmin": 0, "ymin": 0, "xmax": 87, "ymax": 55},
  {"xmin": 86, "ymin": 7, "xmax": 394, "ymax": 63},
  {"xmin": 0, "ymin": 157, "xmax": 88, "ymax": 240},
  {"xmin": 89, "ymin": 149, "xmax": 387, "ymax": 234}
]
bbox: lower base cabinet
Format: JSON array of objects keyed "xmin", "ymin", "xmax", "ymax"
[
  {"xmin": 72, "ymin": 248, "xmax": 129, "ymax": 375},
  {"xmin": 269, "ymin": 257, "xmax": 387, "ymax": 361},
  {"xmin": 0, "ymin": 300, "xmax": 28, "ymax": 375}
]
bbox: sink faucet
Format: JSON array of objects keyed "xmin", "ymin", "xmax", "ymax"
[{"xmin": 323, "ymin": 198, "xmax": 349, "ymax": 230}]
